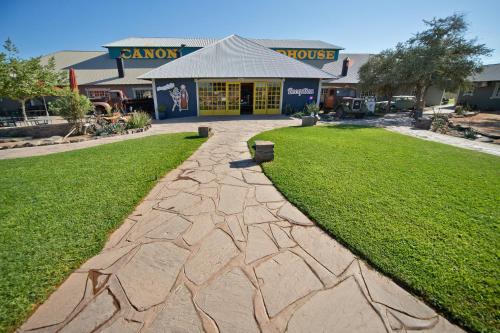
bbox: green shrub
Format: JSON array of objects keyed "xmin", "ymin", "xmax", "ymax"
[
  {"xmin": 95, "ymin": 123, "xmax": 126, "ymax": 136},
  {"xmin": 305, "ymin": 102, "xmax": 320, "ymax": 115},
  {"xmin": 464, "ymin": 128, "xmax": 477, "ymax": 140},
  {"xmin": 126, "ymin": 111, "xmax": 151, "ymax": 129},
  {"xmin": 455, "ymin": 105, "xmax": 465, "ymax": 115},
  {"xmin": 431, "ymin": 115, "xmax": 449, "ymax": 133},
  {"xmin": 49, "ymin": 88, "xmax": 94, "ymax": 131}
]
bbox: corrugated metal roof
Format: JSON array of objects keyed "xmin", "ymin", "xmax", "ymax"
[
  {"xmin": 40, "ymin": 51, "xmax": 163, "ymax": 85},
  {"xmin": 321, "ymin": 53, "xmax": 373, "ymax": 84},
  {"xmin": 470, "ymin": 63, "xmax": 500, "ymax": 82},
  {"xmin": 104, "ymin": 37, "xmax": 342, "ymax": 50},
  {"xmin": 139, "ymin": 35, "xmax": 335, "ymax": 79}
]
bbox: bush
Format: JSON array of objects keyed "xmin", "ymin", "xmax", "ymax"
[
  {"xmin": 464, "ymin": 128, "xmax": 477, "ymax": 140},
  {"xmin": 431, "ymin": 113, "xmax": 449, "ymax": 133},
  {"xmin": 126, "ymin": 111, "xmax": 151, "ymax": 129},
  {"xmin": 95, "ymin": 123, "xmax": 126, "ymax": 136},
  {"xmin": 49, "ymin": 88, "xmax": 94, "ymax": 132},
  {"xmin": 455, "ymin": 105, "xmax": 464, "ymax": 115},
  {"xmin": 305, "ymin": 102, "xmax": 320, "ymax": 115}
]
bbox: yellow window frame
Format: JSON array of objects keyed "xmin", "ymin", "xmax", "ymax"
[
  {"xmin": 199, "ymin": 81, "xmax": 240, "ymax": 116},
  {"xmin": 253, "ymin": 81, "xmax": 282, "ymax": 115}
]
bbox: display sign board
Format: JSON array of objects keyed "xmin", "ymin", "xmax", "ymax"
[
  {"xmin": 108, "ymin": 47, "xmax": 339, "ymax": 61},
  {"xmin": 274, "ymin": 49, "xmax": 338, "ymax": 60}
]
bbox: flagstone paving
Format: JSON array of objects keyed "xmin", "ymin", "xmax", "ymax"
[{"xmin": 20, "ymin": 117, "xmax": 466, "ymax": 333}]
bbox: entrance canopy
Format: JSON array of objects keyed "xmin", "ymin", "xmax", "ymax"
[{"xmin": 138, "ymin": 35, "xmax": 335, "ymax": 80}]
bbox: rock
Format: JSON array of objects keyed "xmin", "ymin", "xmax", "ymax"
[
  {"xmin": 242, "ymin": 171, "xmax": 272, "ymax": 185},
  {"xmin": 80, "ymin": 244, "xmax": 136, "ymax": 271},
  {"xmin": 145, "ymin": 285, "xmax": 203, "ymax": 333},
  {"xmin": 157, "ymin": 192, "xmax": 201, "ymax": 213},
  {"xmin": 145, "ymin": 215, "xmax": 191, "ymax": 240},
  {"xmin": 245, "ymin": 226, "xmax": 278, "ymax": 264},
  {"xmin": 218, "ymin": 185, "xmax": 247, "ymax": 214},
  {"xmin": 269, "ymin": 224, "xmax": 295, "ymax": 248},
  {"xmin": 182, "ymin": 213, "xmax": 215, "ymax": 245},
  {"xmin": 387, "ymin": 309, "xmax": 438, "ymax": 330},
  {"xmin": 167, "ymin": 179, "xmax": 199, "ymax": 190},
  {"xmin": 287, "ymin": 277, "xmax": 386, "ymax": 333},
  {"xmin": 255, "ymin": 185, "xmax": 283, "ymax": 203},
  {"xmin": 185, "ymin": 229, "xmax": 239, "ymax": 285},
  {"xmin": 21, "ymin": 273, "xmax": 88, "ymax": 330},
  {"xmin": 414, "ymin": 117, "xmax": 432, "ymax": 130},
  {"xmin": 277, "ymin": 202, "xmax": 313, "ymax": 225},
  {"xmin": 254, "ymin": 251, "xmax": 322, "ymax": 317},
  {"xmin": 117, "ymin": 242, "xmax": 190, "ymax": 310},
  {"xmin": 195, "ymin": 268, "xmax": 259, "ymax": 333},
  {"xmin": 292, "ymin": 226, "xmax": 354, "ymax": 275},
  {"xmin": 100, "ymin": 317, "xmax": 142, "ymax": 333},
  {"xmin": 254, "ymin": 141, "xmax": 275, "ymax": 163},
  {"xmin": 60, "ymin": 289, "xmax": 119, "ymax": 333},
  {"xmin": 184, "ymin": 170, "xmax": 216, "ymax": 183},
  {"xmin": 243, "ymin": 205, "xmax": 278, "ymax": 225},
  {"xmin": 226, "ymin": 215, "xmax": 245, "ymax": 241},
  {"xmin": 360, "ymin": 261, "xmax": 436, "ymax": 319}
]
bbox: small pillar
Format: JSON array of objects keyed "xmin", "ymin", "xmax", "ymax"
[
  {"xmin": 198, "ymin": 126, "xmax": 213, "ymax": 138},
  {"xmin": 301, "ymin": 116, "xmax": 316, "ymax": 127},
  {"xmin": 254, "ymin": 140, "xmax": 274, "ymax": 163}
]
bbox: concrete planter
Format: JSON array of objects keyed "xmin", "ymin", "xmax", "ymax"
[
  {"xmin": 414, "ymin": 117, "xmax": 432, "ymax": 130},
  {"xmin": 254, "ymin": 140, "xmax": 274, "ymax": 163},
  {"xmin": 198, "ymin": 126, "xmax": 213, "ymax": 138},
  {"xmin": 301, "ymin": 116, "xmax": 316, "ymax": 127}
]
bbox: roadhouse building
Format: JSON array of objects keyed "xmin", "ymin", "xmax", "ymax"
[{"xmin": 1, "ymin": 34, "xmax": 343, "ymax": 118}]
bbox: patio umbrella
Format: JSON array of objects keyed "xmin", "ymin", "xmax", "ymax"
[{"xmin": 69, "ymin": 68, "xmax": 78, "ymax": 92}]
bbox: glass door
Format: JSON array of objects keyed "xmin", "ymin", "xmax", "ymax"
[
  {"xmin": 253, "ymin": 82, "xmax": 268, "ymax": 114},
  {"xmin": 226, "ymin": 82, "xmax": 240, "ymax": 115}
]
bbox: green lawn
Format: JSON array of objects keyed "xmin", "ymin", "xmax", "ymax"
[
  {"xmin": 249, "ymin": 125, "xmax": 499, "ymax": 333},
  {"xmin": 0, "ymin": 133, "xmax": 205, "ymax": 333}
]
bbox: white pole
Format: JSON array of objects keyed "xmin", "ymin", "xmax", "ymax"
[
  {"xmin": 152, "ymin": 79, "xmax": 159, "ymax": 120},
  {"xmin": 195, "ymin": 79, "xmax": 200, "ymax": 116},
  {"xmin": 279, "ymin": 79, "xmax": 284, "ymax": 114},
  {"xmin": 316, "ymin": 80, "xmax": 322, "ymax": 106}
]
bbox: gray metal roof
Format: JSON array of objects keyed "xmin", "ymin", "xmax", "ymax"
[
  {"xmin": 139, "ymin": 35, "xmax": 335, "ymax": 80},
  {"xmin": 104, "ymin": 37, "xmax": 342, "ymax": 50},
  {"xmin": 321, "ymin": 53, "xmax": 373, "ymax": 84},
  {"xmin": 40, "ymin": 51, "xmax": 163, "ymax": 85},
  {"xmin": 470, "ymin": 63, "xmax": 500, "ymax": 82}
]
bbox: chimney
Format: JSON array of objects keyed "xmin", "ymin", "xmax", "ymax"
[
  {"xmin": 341, "ymin": 57, "xmax": 350, "ymax": 76},
  {"xmin": 116, "ymin": 57, "xmax": 125, "ymax": 78}
]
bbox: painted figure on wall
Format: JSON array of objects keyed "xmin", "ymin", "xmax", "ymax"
[
  {"xmin": 180, "ymin": 84, "xmax": 189, "ymax": 110},
  {"xmin": 157, "ymin": 82, "xmax": 189, "ymax": 112},
  {"xmin": 170, "ymin": 87, "xmax": 181, "ymax": 111}
]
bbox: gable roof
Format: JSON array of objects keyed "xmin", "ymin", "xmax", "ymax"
[
  {"xmin": 470, "ymin": 63, "xmax": 500, "ymax": 82},
  {"xmin": 103, "ymin": 37, "xmax": 342, "ymax": 50},
  {"xmin": 139, "ymin": 35, "xmax": 335, "ymax": 80},
  {"xmin": 321, "ymin": 53, "xmax": 373, "ymax": 84},
  {"xmin": 40, "ymin": 51, "xmax": 163, "ymax": 85}
]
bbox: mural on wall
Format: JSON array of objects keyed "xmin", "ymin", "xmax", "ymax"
[{"xmin": 157, "ymin": 83, "xmax": 189, "ymax": 111}]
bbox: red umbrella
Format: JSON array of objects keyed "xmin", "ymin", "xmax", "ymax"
[{"xmin": 69, "ymin": 68, "xmax": 78, "ymax": 92}]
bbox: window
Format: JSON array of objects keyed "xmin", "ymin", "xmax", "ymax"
[
  {"xmin": 360, "ymin": 90, "xmax": 375, "ymax": 98},
  {"xmin": 86, "ymin": 88, "xmax": 109, "ymax": 99},
  {"xmin": 490, "ymin": 83, "xmax": 500, "ymax": 99},
  {"xmin": 199, "ymin": 82, "xmax": 234, "ymax": 114},
  {"xmin": 133, "ymin": 88, "xmax": 153, "ymax": 99},
  {"xmin": 320, "ymin": 88, "xmax": 329, "ymax": 103},
  {"xmin": 266, "ymin": 82, "xmax": 281, "ymax": 110}
]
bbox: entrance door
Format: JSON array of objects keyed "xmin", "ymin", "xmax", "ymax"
[
  {"xmin": 226, "ymin": 82, "xmax": 240, "ymax": 115},
  {"xmin": 253, "ymin": 82, "xmax": 282, "ymax": 115},
  {"xmin": 253, "ymin": 82, "xmax": 268, "ymax": 115},
  {"xmin": 240, "ymin": 83, "xmax": 253, "ymax": 114}
]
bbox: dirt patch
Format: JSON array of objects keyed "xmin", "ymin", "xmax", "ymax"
[{"xmin": 449, "ymin": 111, "xmax": 500, "ymax": 138}]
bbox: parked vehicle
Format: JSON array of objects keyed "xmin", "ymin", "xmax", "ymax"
[
  {"xmin": 321, "ymin": 87, "xmax": 366, "ymax": 118},
  {"xmin": 90, "ymin": 90, "xmax": 154, "ymax": 116}
]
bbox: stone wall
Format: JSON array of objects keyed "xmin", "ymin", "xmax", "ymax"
[{"xmin": 0, "ymin": 123, "xmax": 73, "ymax": 138}]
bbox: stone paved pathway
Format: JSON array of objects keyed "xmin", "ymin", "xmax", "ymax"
[{"xmin": 19, "ymin": 117, "xmax": 465, "ymax": 333}]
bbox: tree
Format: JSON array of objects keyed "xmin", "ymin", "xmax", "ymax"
[
  {"xmin": 0, "ymin": 38, "xmax": 66, "ymax": 121},
  {"xmin": 49, "ymin": 88, "xmax": 94, "ymax": 132},
  {"xmin": 359, "ymin": 50, "xmax": 402, "ymax": 113},
  {"xmin": 398, "ymin": 14, "xmax": 491, "ymax": 115}
]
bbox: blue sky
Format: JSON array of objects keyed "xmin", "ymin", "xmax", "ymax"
[{"xmin": 1, "ymin": 0, "xmax": 499, "ymax": 64}]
